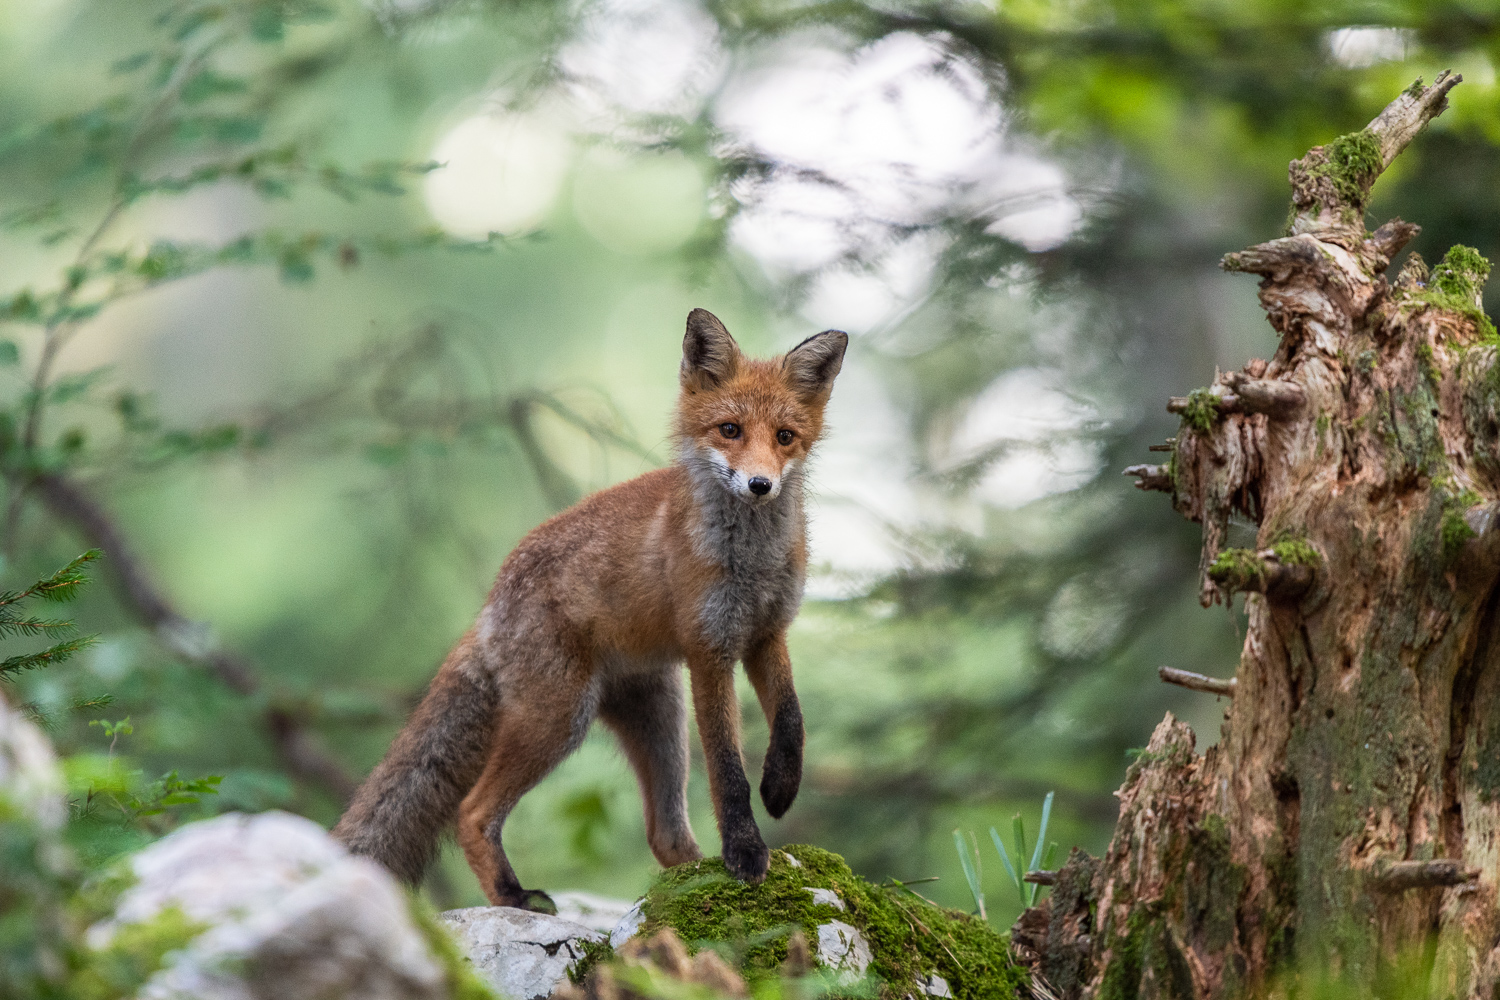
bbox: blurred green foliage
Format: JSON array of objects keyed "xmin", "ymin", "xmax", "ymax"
[{"xmin": 2, "ymin": 0, "xmax": 1499, "ymax": 945}]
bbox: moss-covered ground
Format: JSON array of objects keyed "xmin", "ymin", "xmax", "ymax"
[{"xmin": 636, "ymin": 846, "xmax": 1027, "ymax": 1000}]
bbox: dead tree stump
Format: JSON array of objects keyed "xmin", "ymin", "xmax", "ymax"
[{"xmin": 1017, "ymin": 72, "xmax": 1500, "ymax": 998}]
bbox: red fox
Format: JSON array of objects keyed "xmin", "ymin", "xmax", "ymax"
[{"xmin": 333, "ymin": 308, "xmax": 847, "ymax": 911}]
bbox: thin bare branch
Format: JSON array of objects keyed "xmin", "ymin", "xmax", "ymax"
[{"xmin": 1158, "ymin": 666, "xmax": 1236, "ymax": 697}]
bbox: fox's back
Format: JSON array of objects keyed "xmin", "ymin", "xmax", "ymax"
[{"xmin": 481, "ymin": 466, "xmax": 704, "ymax": 664}]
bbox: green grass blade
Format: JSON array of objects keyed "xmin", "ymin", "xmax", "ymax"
[
  {"xmin": 989, "ymin": 826, "xmax": 1019, "ymax": 889},
  {"xmin": 1029, "ymin": 791, "xmax": 1054, "ymax": 872},
  {"xmin": 952, "ymin": 828, "xmax": 985, "ymax": 919}
]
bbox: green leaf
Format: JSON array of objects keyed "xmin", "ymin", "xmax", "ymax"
[{"xmin": 0, "ymin": 341, "xmax": 19, "ymax": 365}]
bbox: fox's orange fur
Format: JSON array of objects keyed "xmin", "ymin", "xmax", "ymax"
[{"xmin": 332, "ymin": 309, "xmax": 847, "ymax": 909}]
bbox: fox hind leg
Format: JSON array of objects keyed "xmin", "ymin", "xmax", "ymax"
[
  {"xmin": 457, "ymin": 666, "xmax": 596, "ymax": 912},
  {"xmin": 600, "ymin": 669, "xmax": 701, "ymax": 868}
]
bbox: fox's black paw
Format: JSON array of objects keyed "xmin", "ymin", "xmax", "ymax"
[
  {"xmin": 498, "ymin": 887, "xmax": 558, "ymax": 914},
  {"xmin": 722, "ymin": 831, "xmax": 770, "ymax": 884},
  {"xmin": 760, "ymin": 751, "xmax": 801, "ymax": 819}
]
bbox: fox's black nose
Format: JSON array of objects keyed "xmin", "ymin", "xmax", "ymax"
[{"xmin": 748, "ymin": 476, "xmax": 772, "ymax": 496}]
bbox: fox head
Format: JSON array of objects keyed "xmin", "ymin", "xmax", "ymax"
[{"xmin": 676, "ymin": 308, "xmax": 847, "ymax": 505}]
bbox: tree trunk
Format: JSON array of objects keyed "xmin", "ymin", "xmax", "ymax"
[{"xmin": 1012, "ymin": 72, "xmax": 1500, "ymax": 998}]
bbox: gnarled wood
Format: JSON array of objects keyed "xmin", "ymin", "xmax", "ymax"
[{"xmin": 1020, "ymin": 75, "xmax": 1500, "ymax": 998}]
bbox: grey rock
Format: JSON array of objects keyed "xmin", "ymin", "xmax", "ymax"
[
  {"xmin": 608, "ymin": 899, "xmax": 645, "ymax": 948},
  {"xmin": 919, "ymin": 972, "xmax": 953, "ymax": 997},
  {"xmin": 439, "ymin": 906, "xmax": 604, "ymax": 1000},
  {"xmin": 552, "ymin": 891, "xmax": 636, "ymax": 935},
  {"xmin": 814, "ymin": 919, "xmax": 872, "ymax": 983},
  {"xmin": 90, "ymin": 811, "xmax": 449, "ymax": 1000},
  {"xmin": 805, "ymin": 887, "xmax": 846, "ymax": 911}
]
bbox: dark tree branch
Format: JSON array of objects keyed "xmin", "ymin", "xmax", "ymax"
[
  {"xmin": 1158, "ymin": 666, "xmax": 1236, "ymax": 697},
  {"xmin": 30, "ymin": 471, "xmax": 359, "ymax": 802},
  {"xmin": 1024, "ymin": 870, "xmax": 1058, "ymax": 886},
  {"xmin": 1373, "ymin": 859, "xmax": 1479, "ymax": 892}
]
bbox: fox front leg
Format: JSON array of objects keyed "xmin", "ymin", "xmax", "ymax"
[
  {"xmin": 688, "ymin": 653, "xmax": 769, "ymax": 883},
  {"xmin": 745, "ymin": 635, "xmax": 803, "ymax": 819}
]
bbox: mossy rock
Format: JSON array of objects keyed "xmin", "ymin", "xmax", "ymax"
[{"xmin": 636, "ymin": 845, "xmax": 1027, "ymax": 1000}]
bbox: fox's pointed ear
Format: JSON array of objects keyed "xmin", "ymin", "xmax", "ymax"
[
  {"xmin": 783, "ymin": 330, "xmax": 848, "ymax": 400},
  {"xmin": 681, "ymin": 309, "xmax": 741, "ymax": 391}
]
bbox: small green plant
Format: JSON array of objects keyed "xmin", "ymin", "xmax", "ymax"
[{"xmin": 954, "ymin": 791, "xmax": 1059, "ymax": 915}]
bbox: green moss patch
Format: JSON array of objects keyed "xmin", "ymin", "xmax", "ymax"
[
  {"xmin": 1439, "ymin": 487, "xmax": 1482, "ymax": 562},
  {"xmin": 1270, "ymin": 536, "xmax": 1321, "ymax": 568},
  {"xmin": 1406, "ymin": 245, "xmax": 1497, "ymax": 340},
  {"xmin": 1179, "ymin": 388, "xmax": 1221, "ymax": 434},
  {"xmin": 638, "ymin": 846, "xmax": 1026, "ymax": 1000},
  {"xmin": 1308, "ymin": 129, "xmax": 1382, "ymax": 212},
  {"xmin": 1207, "ymin": 548, "xmax": 1263, "ymax": 591}
]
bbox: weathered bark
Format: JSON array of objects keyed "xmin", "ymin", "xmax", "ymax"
[{"xmin": 1024, "ymin": 73, "xmax": 1500, "ymax": 998}]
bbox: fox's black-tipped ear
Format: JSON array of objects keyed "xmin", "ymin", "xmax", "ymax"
[
  {"xmin": 681, "ymin": 309, "xmax": 741, "ymax": 390},
  {"xmin": 783, "ymin": 330, "xmax": 848, "ymax": 400}
]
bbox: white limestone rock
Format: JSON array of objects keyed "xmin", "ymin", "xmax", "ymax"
[
  {"xmin": 551, "ymin": 891, "xmax": 636, "ymax": 935},
  {"xmin": 805, "ymin": 887, "xmax": 846, "ymax": 911},
  {"xmin": 91, "ymin": 811, "xmax": 451, "ymax": 1000},
  {"xmin": 814, "ymin": 919, "xmax": 873, "ymax": 984},
  {"xmin": 919, "ymin": 972, "xmax": 954, "ymax": 997},
  {"xmin": 608, "ymin": 899, "xmax": 645, "ymax": 948},
  {"xmin": 438, "ymin": 906, "xmax": 604, "ymax": 1000}
]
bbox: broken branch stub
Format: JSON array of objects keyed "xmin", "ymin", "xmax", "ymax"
[
  {"xmin": 1158, "ymin": 666, "xmax": 1236, "ymax": 698},
  {"xmin": 1287, "ymin": 71, "xmax": 1462, "ymax": 235},
  {"xmin": 1122, "ymin": 464, "xmax": 1171, "ymax": 493},
  {"xmin": 1372, "ymin": 860, "xmax": 1479, "ymax": 892}
]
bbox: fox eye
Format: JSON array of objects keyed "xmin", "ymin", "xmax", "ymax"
[
  {"xmin": 776, "ymin": 429, "xmax": 794, "ymax": 446},
  {"xmin": 719, "ymin": 423, "xmax": 740, "ymax": 439}
]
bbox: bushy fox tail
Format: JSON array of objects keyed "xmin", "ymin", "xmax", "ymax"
[{"xmin": 332, "ymin": 637, "xmax": 496, "ymax": 885}]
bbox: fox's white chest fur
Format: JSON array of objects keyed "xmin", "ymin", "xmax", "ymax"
[{"xmin": 684, "ymin": 449, "xmax": 806, "ymax": 658}]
